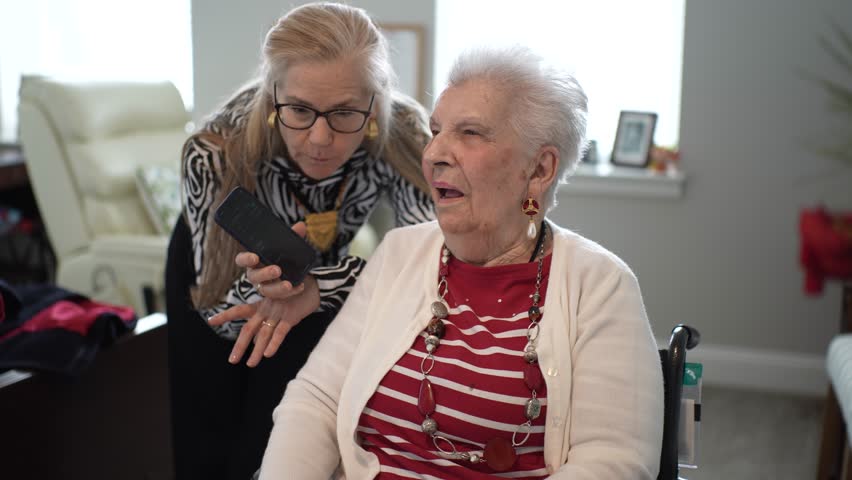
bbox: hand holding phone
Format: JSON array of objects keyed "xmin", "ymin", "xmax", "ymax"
[{"xmin": 214, "ymin": 186, "xmax": 318, "ymax": 286}]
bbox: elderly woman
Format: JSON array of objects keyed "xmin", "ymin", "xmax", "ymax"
[{"xmin": 257, "ymin": 46, "xmax": 663, "ymax": 479}]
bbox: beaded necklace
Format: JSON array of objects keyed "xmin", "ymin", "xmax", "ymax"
[{"xmin": 418, "ymin": 222, "xmax": 548, "ymax": 472}]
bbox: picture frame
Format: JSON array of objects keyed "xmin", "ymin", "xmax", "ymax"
[
  {"xmin": 378, "ymin": 23, "xmax": 426, "ymax": 104},
  {"xmin": 580, "ymin": 139, "xmax": 598, "ymax": 164},
  {"xmin": 611, "ymin": 111, "xmax": 658, "ymax": 167}
]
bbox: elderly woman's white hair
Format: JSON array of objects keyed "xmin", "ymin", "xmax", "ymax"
[{"xmin": 443, "ymin": 46, "xmax": 588, "ymax": 212}]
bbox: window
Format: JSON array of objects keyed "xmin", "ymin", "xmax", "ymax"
[
  {"xmin": 0, "ymin": 0, "xmax": 193, "ymax": 142},
  {"xmin": 434, "ymin": 0, "xmax": 685, "ymax": 162}
]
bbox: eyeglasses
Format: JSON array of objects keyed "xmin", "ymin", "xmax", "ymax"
[{"xmin": 272, "ymin": 83, "xmax": 374, "ymax": 134}]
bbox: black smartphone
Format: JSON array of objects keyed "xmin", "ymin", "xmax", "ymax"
[{"xmin": 214, "ymin": 186, "xmax": 318, "ymax": 286}]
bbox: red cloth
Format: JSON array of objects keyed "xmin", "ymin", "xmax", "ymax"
[
  {"xmin": 800, "ymin": 207, "xmax": 852, "ymax": 295},
  {"xmin": 357, "ymin": 255, "xmax": 552, "ymax": 479},
  {"xmin": 0, "ymin": 281, "xmax": 137, "ymax": 375},
  {"xmin": 0, "ymin": 299, "xmax": 134, "ymax": 341}
]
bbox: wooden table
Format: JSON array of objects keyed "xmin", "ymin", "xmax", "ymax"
[{"xmin": 0, "ymin": 314, "xmax": 173, "ymax": 480}]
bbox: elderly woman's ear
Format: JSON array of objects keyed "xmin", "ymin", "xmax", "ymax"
[{"xmin": 527, "ymin": 145, "xmax": 559, "ymax": 198}]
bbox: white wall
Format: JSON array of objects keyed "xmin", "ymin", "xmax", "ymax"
[
  {"xmin": 555, "ymin": 0, "xmax": 852, "ymax": 363},
  {"xmin": 190, "ymin": 0, "xmax": 435, "ymax": 123}
]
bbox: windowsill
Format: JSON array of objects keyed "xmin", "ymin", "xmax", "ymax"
[{"xmin": 561, "ymin": 163, "xmax": 686, "ymax": 199}]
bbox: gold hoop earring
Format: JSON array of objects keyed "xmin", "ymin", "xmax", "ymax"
[
  {"xmin": 365, "ymin": 119, "xmax": 379, "ymax": 140},
  {"xmin": 267, "ymin": 112, "xmax": 277, "ymax": 129}
]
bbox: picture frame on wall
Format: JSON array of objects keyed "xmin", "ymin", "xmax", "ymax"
[
  {"xmin": 378, "ymin": 23, "xmax": 426, "ymax": 104},
  {"xmin": 611, "ymin": 111, "xmax": 658, "ymax": 167}
]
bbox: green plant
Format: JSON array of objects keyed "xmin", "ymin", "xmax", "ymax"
[{"xmin": 809, "ymin": 22, "xmax": 852, "ymax": 165}]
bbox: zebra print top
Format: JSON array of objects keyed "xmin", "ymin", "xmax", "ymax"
[{"xmin": 181, "ymin": 87, "xmax": 435, "ymax": 339}]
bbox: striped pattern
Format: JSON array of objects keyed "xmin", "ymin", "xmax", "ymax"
[
  {"xmin": 357, "ymin": 255, "xmax": 553, "ymax": 479},
  {"xmin": 181, "ymin": 86, "xmax": 435, "ymax": 339}
]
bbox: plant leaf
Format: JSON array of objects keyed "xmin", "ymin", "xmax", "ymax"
[
  {"xmin": 803, "ymin": 22, "xmax": 852, "ymax": 166},
  {"xmin": 831, "ymin": 22, "xmax": 852, "ymax": 59},
  {"xmin": 812, "ymin": 76, "xmax": 852, "ymax": 111},
  {"xmin": 818, "ymin": 35, "xmax": 852, "ymax": 76},
  {"xmin": 816, "ymin": 145, "xmax": 852, "ymax": 166}
]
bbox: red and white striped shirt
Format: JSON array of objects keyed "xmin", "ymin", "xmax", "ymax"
[{"xmin": 357, "ymin": 254, "xmax": 553, "ymax": 479}]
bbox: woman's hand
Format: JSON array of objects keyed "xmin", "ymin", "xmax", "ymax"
[
  {"xmin": 209, "ymin": 273, "xmax": 320, "ymax": 367},
  {"xmin": 208, "ymin": 222, "xmax": 322, "ymax": 367}
]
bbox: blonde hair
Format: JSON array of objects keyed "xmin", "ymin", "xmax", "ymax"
[{"xmin": 188, "ymin": 2, "xmax": 429, "ymax": 309}]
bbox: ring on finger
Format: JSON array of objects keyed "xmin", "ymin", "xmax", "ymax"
[{"xmin": 261, "ymin": 320, "xmax": 276, "ymax": 328}]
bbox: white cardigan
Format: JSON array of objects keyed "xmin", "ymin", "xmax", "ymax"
[{"xmin": 259, "ymin": 221, "xmax": 663, "ymax": 479}]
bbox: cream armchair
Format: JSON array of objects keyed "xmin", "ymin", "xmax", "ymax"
[{"xmin": 17, "ymin": 76, "xmax": 189, "ymax": 314}]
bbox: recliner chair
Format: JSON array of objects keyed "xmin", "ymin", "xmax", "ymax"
[{"xmin": 17, "ymin": 76, "xmax": 190, "ymax": 313}]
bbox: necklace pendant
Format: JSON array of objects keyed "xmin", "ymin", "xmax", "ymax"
[
  {"xmin": 524, "ymin": 397, "xmax": 542, "ymax": 421},
  {"xmin": 426, "ymin": 318, "xmax": 446, "ymax": 338},
  {"xmin": 425, "ymin": 334, "xmax": 441, "ymax": 348},
  {"xmin": 304, "ymin": 210, "xmax": 339, "ymax": 252},
  {"xmin": 431, "ymin": 301, "xmax": 449, "ymax": 319},
  {"xmin": 421, "ymin": 417, "xmax": 438, "ymax": 435},
  {"xmin": 484, "ymin": 437, "xmax": 517, "ymax": 472},
  {"xmin": 528, "ymin": 306, "xmax": 542, "ymax": 322},
  {"xmin": 524, "ymin": 362, "xmax": 544, "ymax": 390},
  {"xmin": 418, "ymin": 378, "xmax": 436, "ymax": 416}
]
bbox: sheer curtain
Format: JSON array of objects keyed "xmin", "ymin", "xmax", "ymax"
[
  {"xmin": 434, "ymin": 0, "xmax": 685, "ymax": 161},
  {"xmin": 0, "ymin": 0, "xmax": 193, "ymax": 142}
]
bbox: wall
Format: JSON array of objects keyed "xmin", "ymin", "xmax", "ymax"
[
  {"xmin": 190, "ymin": 0, "xmax": 436, "ymax": 123},
  {"xmin": 554, "ymin": 0, "xmax": 852, "ymax": 392}
]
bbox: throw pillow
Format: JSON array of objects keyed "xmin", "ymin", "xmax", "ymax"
[{"xmin": 135, "ymin": 164, "xmax": 181, "ymax": 235}]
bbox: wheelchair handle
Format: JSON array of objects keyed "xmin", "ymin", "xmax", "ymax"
[{"xmin": 659, "ymin": 324, "xmax": 701, "ymax": 480}]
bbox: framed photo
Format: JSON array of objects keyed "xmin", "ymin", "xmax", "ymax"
[
  {"xmin": 379, "ymin": 23, "xmax": 426, "ymax": 104},
  {"xmin": 580, "ymin": 139, "xmax": 598, "ymax": 164},
  {"xmin": 611, "ymin": 111, "xmax": 658, "ymax": 167}
]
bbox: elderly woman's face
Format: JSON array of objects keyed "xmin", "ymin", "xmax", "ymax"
[
  {"xmin": 274, "ymin": 58, "xmax": 373, "ymax": 180},
  {"xmin": 423, "ymin": 79, "xmax": 533, "ymax": 238}
]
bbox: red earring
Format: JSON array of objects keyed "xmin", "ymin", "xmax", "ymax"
[{"xmin": 522, "ymin": 197, "xmax": 540, "ymax": 239}]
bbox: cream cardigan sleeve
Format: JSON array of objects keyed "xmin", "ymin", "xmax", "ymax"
[
  {"xmin": 258, "ymin": 232, "xmax": 389, "ymax": 480},
  {"xmin": 548, "ymin": 251, "xmax": 664, "ymax": 479}
]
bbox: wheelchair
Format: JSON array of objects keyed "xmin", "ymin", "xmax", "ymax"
[{"xmin": 658, "ymin": 324, "xmax": 701, "ymax": 480}]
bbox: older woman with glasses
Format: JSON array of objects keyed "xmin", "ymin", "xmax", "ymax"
[
  {"xmin": 170, "ymin": 2, "xmax": 433, "ymax": 479},
  {"xmin": 256, "ymin": 46, "xmax": 663, "ymax": 480}
]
